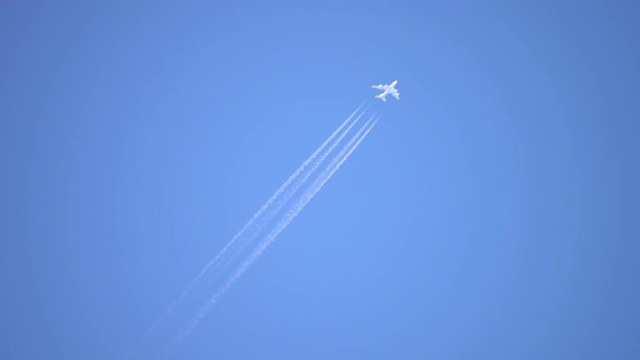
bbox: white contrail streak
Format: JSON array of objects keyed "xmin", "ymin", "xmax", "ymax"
[
  {"xmin": 160, "ymin": 114, "xmax": 380, "ymax": 356},
  {"xmin": 217, "ymin": 115, "xmax": 381, "ymax": 308},
  {"xmin": 142, "ymin": 104, "xmax": 370, "ymax": 359},
  {"xmin": 203, "ymin": 108, "xmax": 368, "ymax": 285},
  {"xmin": 166, "ymin": 103, "xmax": 366, "ymax": 310}
]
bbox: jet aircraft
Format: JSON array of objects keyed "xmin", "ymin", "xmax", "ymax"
[{"xmin": 371, "ymin": 80, "xmax": 400, "ymax": 102}]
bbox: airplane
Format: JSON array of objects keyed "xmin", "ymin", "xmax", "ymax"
[{"xmin": 371, "ymin": 80, "xmax": 399, "ymax": 102}]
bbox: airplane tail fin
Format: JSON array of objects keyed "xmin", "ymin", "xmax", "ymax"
[{"xmin": 375, "ymin": 94, "xmax": 386, "ymax": 102}]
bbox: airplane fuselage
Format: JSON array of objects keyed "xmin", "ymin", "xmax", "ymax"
[{"xmin": 371, "ymin": 80, "xmax": 399, "ymax": 102}]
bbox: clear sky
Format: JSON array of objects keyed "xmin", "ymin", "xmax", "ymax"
[{"xmin": 2, "ymin": 2, "xmax": 639, "ymax": 359}]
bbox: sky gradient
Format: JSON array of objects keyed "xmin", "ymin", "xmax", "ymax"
[{"xmin": 2, "ymin": 2, "xmax": 639, "ymax": 359}]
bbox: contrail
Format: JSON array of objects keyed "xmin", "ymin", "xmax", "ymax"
[
  {"xmin": 159, "ymin": 114, "xmax": 380, "ymax": 357},
  {"xmin": 164, "ymin": 103, "xmax": 367, "ymax": 311},
  {"xmin": 198, "ymin": 107, "xmax": 368, "ymax": 290},
  {"xmin": 138, "ymin": 104, "xmax": 370, "ymax": 358}
]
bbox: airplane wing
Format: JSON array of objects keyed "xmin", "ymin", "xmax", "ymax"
[
  {"xmin": 392, "ymin": 91, "xmax": 400, "ymax": 100},
  {"xmin": 371, "ymin": 84, "xmax": 387, "ymax": 90}
]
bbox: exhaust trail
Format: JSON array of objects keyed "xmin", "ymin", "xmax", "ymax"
[
  {"xmin": 136, "ymin": 103, "xmax": 370, "ymax": 358},
  {"xmin": 163, "ymin": 103, "xmax": 366, "ymax": 312},
  {"xmin": 200, "ymin": 108, "xmax": 368, "ymax": 288},
  {"xmin": 160, "ymin": 114, "xmax": 380, "ymax": 357}
]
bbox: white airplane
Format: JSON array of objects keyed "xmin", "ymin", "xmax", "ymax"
[{"xmin": 371, "ymin": 80, "xmax": 399, "ymax": 102}]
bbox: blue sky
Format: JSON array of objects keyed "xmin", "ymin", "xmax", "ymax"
[{"xmin": 2, "ymin": 2, "xmax": 639, "ymax": 359}]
